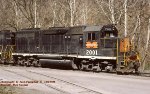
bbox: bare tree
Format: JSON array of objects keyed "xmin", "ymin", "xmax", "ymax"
[
  {"xmin": 0, "ymin": 0, "xmax": 150, "ymax": 70},
  {"xmin": 124, "ymin": 0, "xmax": 127, "ymax": 37},
  {"xmin": 13, "ymin": 0, "xmax": 37, "ymax": 28}
]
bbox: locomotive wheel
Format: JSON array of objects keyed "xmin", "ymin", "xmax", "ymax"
[
  {"xmin": 106, "ymin": 69, "xmax": 110, "ymax": 73},
  {"xmin": 1, "ymin": 59, "xmax": 5, "ymax": 64},
  {"xmin": 76, "ymin": 63, "xmax": 82, "ymax": 70},
  {"xmin": 12, "ymin": 63, "xmax": 17, "ymax": 66},
  {"xmin": 25, "ymin": 64, "xmax": 30, "ymax": 67},
  {"xmin": 116, "ymin": 71, "xmax": 122, "ymax": 75},
  {"xmin": 70, "ymin": 60, "xmax": 77, "ymax": 70},
  {"xmin": 17, "ymin": 60, "xmax": 24, "ymax": 66},
  {"xmin": 81, "ymin": 64, "xmax": 89, "ymax": 71},
  {"xmin": 93, "ymin": 66, "xmax": 101, "ymax": 72},
  {"xmin": 11, "ymin": 60, "xmax": 16, "ymax": 66},
  {"xmin": 36, "ymin": 61, "xmax": 41, "ymax": 67},
  {"xmin": 4, "ymin": 61, "xmax": 8, "ymax": 65},
  {"xmin": 33, "ymin": 60, "xmax": 40, "ymax": 67},
  {"xmin": 25, "ymin": 61, "xmax": 31, "ymax": 67}
]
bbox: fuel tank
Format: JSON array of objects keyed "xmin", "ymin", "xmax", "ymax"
[
  {"xmin": 39, "ymin": 59, "xmax": 77, "ymax": 69},
  {"xmin": 37, "ymin": 55, "xmax": 62, "ymax": 60}
]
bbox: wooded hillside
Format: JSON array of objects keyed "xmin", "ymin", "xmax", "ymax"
[{"xmin": 0, "ymin": 0, "xmax": 150, "ymax": 70}]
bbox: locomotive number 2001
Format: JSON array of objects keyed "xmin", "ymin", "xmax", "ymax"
[{"xmin": 86, "ymin": 50, "xmax": 98, "ymax": 55}]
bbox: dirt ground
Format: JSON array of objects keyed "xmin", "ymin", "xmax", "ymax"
[
  {"xmin": 1, "ymin": 66, "xmax": 150, "ymax": 94},
  {"xmin": 0, "ymin": 86, "xmax": 49, "ymax": 94}
]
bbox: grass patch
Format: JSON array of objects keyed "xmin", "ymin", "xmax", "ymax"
[
  {"xmin": 0, "ymin": 86, "xmax": 15, "ymax": 94},
  {"xmin": 145, "ymin": 62, "xmax": 150, "ymax": 70}
]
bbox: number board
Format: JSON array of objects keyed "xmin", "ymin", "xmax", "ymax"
[{"xmin": 105, "ymin": 28, "xmax": 112, "ymax": 31}]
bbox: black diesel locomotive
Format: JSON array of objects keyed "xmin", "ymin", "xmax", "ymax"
[{"xmin": 0, "ymin": 24, "xmax": 140, "ymax": 73}]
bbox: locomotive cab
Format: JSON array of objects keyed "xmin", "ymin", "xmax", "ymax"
[
  {"xmin": 83, "ymin": 26, "xmax": 101, "ymax": 56},
  {"xmin": 83, "ymin": 25, "xmax": 118, "ymax": 56},
  {"xmin": 81, "ymin": 25, "xmax": 118, "ymax": 71}
]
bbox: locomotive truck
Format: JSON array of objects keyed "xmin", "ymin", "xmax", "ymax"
[{"xmin": 0, "ymin": 24, "xmax": 140, "ymax": 74}]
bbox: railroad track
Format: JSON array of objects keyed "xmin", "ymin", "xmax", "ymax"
[
  {"xmin": 2, "ymin": 68, "xmax": 70, "ymax": 94},
  {"xmin": 1, "ymin": 65, "xmax": 150, "ymax": 77},
  {"xmin": 138, "ymin": 72, "xmax": 150, "ymax": 77},
  {"xmin": 1, "ymin": 67, "xmax": 102, "ymax": 94},
  {"xmin": 27, "ymin": 70, "xmax": 102, "ymax": 94}
]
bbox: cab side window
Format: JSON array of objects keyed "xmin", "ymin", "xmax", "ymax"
[
  {"xmin": 92, "ymin": 33, "xmax": 95, "ymax": 40},
  {"xmin": 88, "ymin": 33, "xmax": 91, "ymax": 41},
  {"xmin": 88, "ymin": 33, "xmax": 96, "ymax": 41}
]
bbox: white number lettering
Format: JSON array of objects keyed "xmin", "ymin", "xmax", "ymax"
[{"xmin": 86, "ymin": 50, "xmax": 98, "ymax": 55}]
